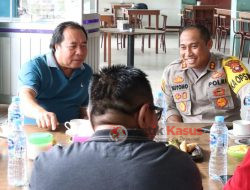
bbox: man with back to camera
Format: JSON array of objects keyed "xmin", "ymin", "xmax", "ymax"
[
  {"xmin": 161, "ymin": 24, "xmax": 250, "ymax": 123},
  {"xmin": 18, "ymin": 21, "xmax": 93, "ymax": 130},
  {"xmin": 29, "ymin": 65, "xmax": 203, "ymax": 190}
]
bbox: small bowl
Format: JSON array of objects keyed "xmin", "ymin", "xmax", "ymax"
[
  {"xmin": 228, "ymin": 145, "xmax": 249, "ymax": 160},
  {"xmin": 27, "ymin": 132, "xmax": 53, "ymax": 160},
  {"xmin": 233, "ymin": 120, "xmax": 250, "ymax": 136}
]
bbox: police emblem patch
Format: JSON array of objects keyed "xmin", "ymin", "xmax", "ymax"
[
  {"xmin": 179, "ymin": 102, "xmax": 187, "ymax": 112},
  {"xmin": 215, "ymin": 97, "xmax": 228, "ymax": 108}
]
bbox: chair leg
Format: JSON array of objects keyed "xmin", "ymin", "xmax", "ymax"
[
  {"xmin": 248, "ymin": 46, "xmax": 250, "ymax": 64},
  {"xmin": 240, "ymin": 38, "xmax": 245, "ymax": 61},
  {"xmin": 116, "ymin": 34, "xmax": 119, "ymax": 50},
  {"xmin": 223, "ymin": 32, "xmax": 227, "ymax": 53},
  {"xmin": 101, "ymin": 33, "xmax": 104, "ymax": 48},
  {"xmin": 232, "ymin": 35, "xmax": 236, "ymax": 56},
  {"xmin": 123, "ymin": 35, "xmax": 126, "ymax": 48},
  {"xmin": 141, "ymin": 35, "xmax": 144, "ymax": 53}
]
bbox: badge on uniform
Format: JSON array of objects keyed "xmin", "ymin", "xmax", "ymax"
[
  {"xmin": 215, "ymin": 97, "xmax": 228, "ymax": 108},
  {"xmin": 173, "ymin": 76, "xmax": 184, "ymax": 84},
  {"xmin": 209, "ymin": 62, "xmax": 216, "ymax": 70},
  {"xmin": 222, "ymin": 56, "xmax": 250, "ymax": 94},
  {"xmin": 212, "ymin": 71, "xmax": 225, "ymax": 79},
  {"xmin": 213, "ymin": 87, "xmax": 225, "ymax": 97},
  {"xmin": 179, "ymin": 102, "xmax": 187, "ymax": 112},
  {"xmin": 181, "ymin": 61, "xmax": 187, "ymax": 69},
  {"xmin": 225, "ymin": 59, "xmax": 243, "ymax": 73}
]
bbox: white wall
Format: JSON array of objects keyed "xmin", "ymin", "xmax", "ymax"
[{"xmin": 99, "ymin": 0, "xmax": 182, "ymax": 27}]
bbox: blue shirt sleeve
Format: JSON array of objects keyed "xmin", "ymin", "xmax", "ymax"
[{"xmin": 18, "ymin": 57, "xmax": 43, "ymax": 95}]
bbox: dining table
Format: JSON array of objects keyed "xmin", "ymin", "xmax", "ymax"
[
  {"xmin": 100, "ymin": 28, "xmax": 164, "ymax": 67},
  {"xmin": 0, "ymin": 123, "xmax": 243, "ymax": 190}
]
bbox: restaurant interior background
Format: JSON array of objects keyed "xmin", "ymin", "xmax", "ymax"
[{"xmin": 0, "ymin": 0, "xmax": 249, "ymax": 105}]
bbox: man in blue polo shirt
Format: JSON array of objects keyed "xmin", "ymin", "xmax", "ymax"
[{"xmin": 18, "ymin": 21, "xmax": 92, "ymax": 130}]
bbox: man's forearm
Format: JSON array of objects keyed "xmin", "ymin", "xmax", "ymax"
[
  {"xmin": 167, "ymin": 115, "xmax": 182, "ymax": 123},
  {"xmin": 19, "ymin": 89, "xmax": 46, "ymax": 119}
]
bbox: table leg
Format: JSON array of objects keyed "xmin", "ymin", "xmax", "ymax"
[
  {"xmin": 104, "ymin": 32, "xmax": 107, "ymax": 62},
  {"xmin": 108, "ymin": 33, "xmax": 111, "ymax": 67},
  {"xmin": 156, "ymin": 14, "xmax": 159, "ymax": 54},
  {"xmin": 127, "ymin": 35, "xmax": 134, "ymax": 67},
  {"xmin": 148, "ymin": 15, "xmax": 151, "ymax": 48}
]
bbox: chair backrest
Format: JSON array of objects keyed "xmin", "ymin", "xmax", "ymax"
[{"xmin": 162, "ymin": 14, "xmax": 168, "ymax": 30}]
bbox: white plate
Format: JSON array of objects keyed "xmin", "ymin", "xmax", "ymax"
[{"xmin": 228, "ymin": 130, "xmax": 250, "ymax": 140}]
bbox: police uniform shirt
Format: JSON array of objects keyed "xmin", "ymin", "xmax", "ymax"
[{"xmin": 161, "ymin": 53, "xmax": 250, "ymax": 123}]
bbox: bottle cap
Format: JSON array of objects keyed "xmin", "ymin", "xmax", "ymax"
[
  {"xmin": 28, "ymin": 133, "xmax": 53, "ymax": 145},
  {"xmin": 215, "ymin": 116, "xmax": 224, "ymax": 122},
  {"xmin": 12, "ymin": 96, "xmax": 20, "ymax": 102}
]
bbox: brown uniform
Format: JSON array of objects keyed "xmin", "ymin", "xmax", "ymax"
[{"xmin": 161, "ymin": 53, "xmax": 250, "ymax": 123}]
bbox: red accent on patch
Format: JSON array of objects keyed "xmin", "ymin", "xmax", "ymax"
[
  {"xmin": 175, "ymin": 93, "xmax": 181, "ymax": 100},
  {"xmin": 213, "ymin": 88, "xmax": 226, "ymax": 96},
  {"xmin": 225, "ymin": 60, "xmax": 244, "ymax": 73},
  {"xmin": 215, "ymin": 97, "xmax": 228, "ymax": 108}
]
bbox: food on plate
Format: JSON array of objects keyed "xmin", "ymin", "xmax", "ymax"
[
  {"xmin": 187, "ymin": 143, "xmax": 198, "ymax": 153},
  {"xmin": 168, "ymin": 138, "xmax": 197, "ymax": 153},
  {"xmin": 180, "ymin": 140, "xmax": 187, "ymax": 152}
]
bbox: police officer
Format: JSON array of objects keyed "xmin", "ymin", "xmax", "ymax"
[{"xmin": 161, "ymin": 24, "xmax": 250, "ymax": 123}]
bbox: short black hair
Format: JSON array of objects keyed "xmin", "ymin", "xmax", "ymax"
[
  {"xmin": 89, "ymin": 65, "xmax": 153, "ymax": 122},
  {"xmin": 49, "ymin": 21, "xmax": 88, "ymax": 52},
  {"xmin": 181, "ymin": 24, "xmax": 211, "ymax": 43}
]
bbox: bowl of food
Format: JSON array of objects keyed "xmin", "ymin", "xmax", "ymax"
[{"xmin": 227, "ymin": 145, "xmax": 249, "ymax": 160}]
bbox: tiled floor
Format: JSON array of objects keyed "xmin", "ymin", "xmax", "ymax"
[{"xmin": 0, "ymin": 33, "xmax": 249, "ymax": 123}]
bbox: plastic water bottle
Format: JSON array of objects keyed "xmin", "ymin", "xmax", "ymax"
[
  {"xmin": 8, "ymin": 98, "xmax": 27, "ymax": 187},
  {"xmin": 244, "ymin": 93, "xmax": 250, "ymax": 120},
  {"xmin": 154, "ymin": 91, "xmax": 167, "ymax": 125},
  {"xmin": 8, "ymin": 119, "xmax": 27, "ymax": 186},
  {"xmin": 209, "ymin": 116, "xmax": 228, "ymax": 181},
  {"xmin": 8, "ymin": 96, "xmax": 22, "ymax": 128}
]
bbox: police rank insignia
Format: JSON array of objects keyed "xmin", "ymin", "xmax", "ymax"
[
  {"xmin": 209, "ymin": 62, "xmax": 216, "ymax": 70},
  {"xmin": 173, "ymin": 76, "xmax": 184, "ymax": 84},
  {"xmin": 181, "ymin": 61, "xmax": 187, "ymax": 69}
]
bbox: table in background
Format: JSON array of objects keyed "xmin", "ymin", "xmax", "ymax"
[
  {"xmin": 0, "ymin": 123, "xmax": 241, "ymax": 190},
  {"xmin": 100, "ymin": 28, "xmax": 164, "ymax": 67}
]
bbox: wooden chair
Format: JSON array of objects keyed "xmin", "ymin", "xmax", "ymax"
[
  {"xmin": 100, "ymin": 14, "xmax": 123, "ymax": 50},
  {"xmin": 218, "ymin": 15, "xmax": 230, "ymax": 53},
  {"xmin": 141, "ymin": 14, "xmax": 169, "ymax": 53},
  {"xmin": 213, "ymin": 14, "xmax": 221, "ymax": 50}
]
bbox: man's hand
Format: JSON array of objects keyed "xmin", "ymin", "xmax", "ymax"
[
  {"xmin": 167, "ymin": 115, "xmax": 183, "ymax": 123},
  {"xmin": 35, "ymin": 110, "xmax": 59, "ymax": 130},
  {"xmin": 19, "ymin": 88, "xmax": 59, "ymax": 130}
]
